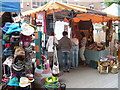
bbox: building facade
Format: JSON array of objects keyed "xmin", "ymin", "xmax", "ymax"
[{"xmin": 21, "ymin": 0, "xmax": 106, "ymax": 12}]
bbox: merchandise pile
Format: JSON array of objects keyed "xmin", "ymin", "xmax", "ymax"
[
  {"xmin": 1, "ymin": 22, "xmax": 35, "ymax": 89},
  {"xmin": 98, "ymin": 56, "xmax": 118, "ymax": 74},
  {"xmin": 86, "ymin": 41, "xmax": 105, "ymax": 51}
]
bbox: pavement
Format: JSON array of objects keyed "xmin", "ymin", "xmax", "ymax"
[{"xmin": 59, "ymin": 66, "xmax": 118, "ymax": 88}]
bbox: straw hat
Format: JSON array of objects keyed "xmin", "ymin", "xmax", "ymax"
[
  {"xmin": 21, "ymin": 23, "xmax": 34, "ymax": 36},
  {"xmin": 14, "ymin": 47, "xmax": 25, "ymax": 58},
  {"xmin": 19, "ymin": 77, "xmax": 30, "ymax": 87}
]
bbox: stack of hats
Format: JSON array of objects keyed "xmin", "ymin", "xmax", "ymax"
[{"xmin": 1, "ymin": 22, "xmax": 35, "ymax": 89}]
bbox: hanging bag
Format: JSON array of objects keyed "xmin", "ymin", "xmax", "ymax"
[{"xmin": 52, "ymin": 45, "xmax": 59, "ymax": 75}]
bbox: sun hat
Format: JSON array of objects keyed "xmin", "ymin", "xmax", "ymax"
[
  {"xmin": 6, "ymin": 24, "xmax": 22, "ymax": 34},
  {"xmin": 2, "ymin": 22, "xmax": 12, "ymax": 33},
  {"xmin": 14, "ymin": 46, "xmax": 25, "ymax": 58},
  {"xmin": 7, "ymin": 77, "xmax": 19, "ymax": 86},
  {"xmin": 12, "ymin": 60, "xmax": 24, "ymax": 71},
  {"xmin": 3, "ymin": 56, "xmax": 14, "ymax": 67},
  {"xmin": 26, "ymin": 74, "xmax": 34, "ymax": 82},
  {"xmin": 21, "ymin": 23, "xmax": 34, "ymax": 36},
  {"xmin": 19, "ymin": 77, "xmax": 30, "ymax": 87}
]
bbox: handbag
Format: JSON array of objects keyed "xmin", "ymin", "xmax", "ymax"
[{"xmin": 52, "ymin": 46, "xmax": 59, "ymax": 75}]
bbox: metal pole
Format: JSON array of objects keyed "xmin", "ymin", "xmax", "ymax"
[
  {"xmin": 53, "ymin": 9, "xmax": 56, "ymax": 32},
  {"xmin": 0, "ymin": 39, "xmax": 2, "ymax": 83}
]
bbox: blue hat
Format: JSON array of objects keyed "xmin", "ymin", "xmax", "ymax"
[
  {"xmin": 6, "ymin": 24, "xmax": 22, "ymax": 34},
  {"xmin": 2, "ymin": 22, "xmax": 12, "ymax": 33},
  {"xmin": 7, "ymin": 77, "xmax": 19, "ymax": 86}
]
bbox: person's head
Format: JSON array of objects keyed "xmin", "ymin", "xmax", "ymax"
[
  {"xmin": 50, "ymin": 32, "xmax": 55, "ymax": 36},
  {"xmin": 62, "ymin": 31, "xmax": 68, "ymax": 36},
  {"xmin": 80, "ymin": 32, "xmax": 85, "ymax": 37}
]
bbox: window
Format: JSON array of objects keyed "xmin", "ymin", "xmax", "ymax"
[
  {"xmin": 89, "ymin": 3, "xmax": 94, "ymax": 9},
  {"xmin": 32, "ymin": 2, "xmax": 39, "ymax": 8},
  {"xmin": 100, "ymin": 2, "xmax": 106, "ymax": 9}
]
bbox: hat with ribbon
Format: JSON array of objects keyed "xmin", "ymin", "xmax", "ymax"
[
  {"xmin": 12, "ymin": 60, "xmax": 24, "ymax": 71},
  {"xmin": 19, "ymin": 77, "xmax": 30, "ymax": 87},
  {"xmin": 26, "ymin": 74, "xmax": 34, "ymax": 82},
  {"xmin": 3, "ymin": 56, "xmax": 14, "ymax": 67},
  {"xmin": 21, "ymin": 23, "xmax": 34, "ymax": 36},
  {"xmin": 6, "ymin": 24, "xmax": 22, "ymax": 34},
  {"xmin": 2, "ymin": 22, "xmax": 12, "ymax": 33},
  {"xmin": 7, "ymin": 77, "xmax": 19, "ymax": 86}
]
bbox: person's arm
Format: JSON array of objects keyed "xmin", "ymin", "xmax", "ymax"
[{"xmin": 46, "ymin": 38, "xmax": 50, "ymax": 50}]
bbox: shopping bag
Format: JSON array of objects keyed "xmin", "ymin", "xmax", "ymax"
[{"xmin": 52, "ymin": 46, "xmax": 59, "ymax": 75}]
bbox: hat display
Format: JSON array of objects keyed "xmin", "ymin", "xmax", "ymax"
[
  {"xmin": 21, "ymin": 23, "xmax": 34, "ymax": 36},
  {"xmin": 14, "ymin": 47, "xmax": 25, "ymax": 58},
  {"xmin": 6, "ymin": 24, "xmax": 22, "ymax": 34},
  {"xmin": 12, "ymin": 60, "xmax": 24, "ymax": 71},
  {"xmin": 2, "ymin": 22, "xmax": 12, "ymax": 32},
  {"xmin": 7, "ymin": 77, "xmax": 19, "ymax": 86},
  {"xmin": 19, "ymin": 77, "xmax": 30, "ymax": 87},
  {"xmin": 3, "ymin": 56, "xmax": 14, "ymax": 67}
]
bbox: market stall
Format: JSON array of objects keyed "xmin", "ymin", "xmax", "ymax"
[
  {"xmin": 0, "ymin": 0, "xmax": 37, "ymax": 89},
  {"xmin": 21, "ymin": 2, "xmax": 120, "ymax": 88}
]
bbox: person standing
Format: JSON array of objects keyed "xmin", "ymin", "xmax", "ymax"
[
  {"xmin": 80, "ymin": 32, "xmax": 87, "ymax": 66},
  {"xmin": 58, "ymin": 31, "xmax": 72, "ymax": 72},
  {"xmin": 46, "ymin": 32, "xmax": 58, "ymax": 69},
  {"xmin": 71, "ymin": 34, "xmax": 79, "ymax": 68}
]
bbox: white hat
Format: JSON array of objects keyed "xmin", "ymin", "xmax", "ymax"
[
  {"xmin": 19, "ymin": 77, "xmax": 30, "ymax": 87},
  {"xmin": 3, "ymin": 56, "xmax": 14, "ymax": 67},
  {"xmin": 21, "ymin": 23, "xmax": 34, "ymax": 36}
]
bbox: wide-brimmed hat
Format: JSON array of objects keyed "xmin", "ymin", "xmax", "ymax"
[
  {"xmin": 12, "ymin": 60, "xmax": 24, "ymax": 71},
  {"xmin": 6, "ymin": 24, "xmax": 22, "ymax": 34},
  {"xmin": 19, "ymin": 77, "xmax": 30, "ymax": 87},
  {"xmin": 7, "ymin": 77, "xmax": 19, "ymax": 86},
  {"xmin": 26, "ymin": 74, "xmax": 34, "ymax": 82},
  {"xmin": 21, "ymin": 23, "xmax": 34, "ymax": 36},
  {"xmin": 2, "ymin": 22, "xmax": 12, "ymax": 32},
  {"xmin": 14, "ymin": 47, "xmax": 25, "ymax": 58},
  {"xmin": 3, "ymin": 56, "xmax": 14, "ymax": 67}
]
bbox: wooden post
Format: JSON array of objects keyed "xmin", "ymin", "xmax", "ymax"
[{"xmin": 118, "ymin": 46, "xmax": 120, "ymax": 62}]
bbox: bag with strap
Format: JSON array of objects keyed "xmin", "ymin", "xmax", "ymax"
[{"xmin": 52, "ymin": 46, "xmax": 59, "ymax": 75}]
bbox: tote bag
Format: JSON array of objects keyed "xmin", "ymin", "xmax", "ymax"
[{"xmin": 52, "ymin": 46, "xmax": 59, "ymax": 75}]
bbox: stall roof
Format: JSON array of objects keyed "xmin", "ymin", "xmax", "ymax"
[
  {"xmin": 22, "ymin": 1, "xmax": 106, "ymax": 16},
  {"xmin": 0, "ymin": 0, "xmax": 21, "ymax": 12},
  {"xmin": 73, "ymin": 13, "xmax": 120, "ymax": 23},
  {"xmin": 102, "ymin": 3, "xmax": 120, "ymax": 19}
]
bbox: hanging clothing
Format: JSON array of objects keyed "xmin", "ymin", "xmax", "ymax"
[
  {"xmin": 46, "ymin": 36, "xmax": 58, "ymax": 52},
  {"xmin": 78, "ymin": 20, "xmax": 92, "ymax": 30}
]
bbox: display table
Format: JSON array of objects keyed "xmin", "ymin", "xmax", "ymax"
[{"xmin": 85, "ymin": 49, "xmax": 109, "ymax": 64}]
